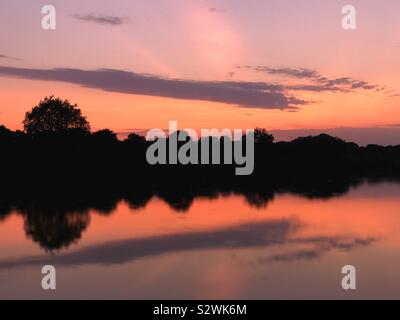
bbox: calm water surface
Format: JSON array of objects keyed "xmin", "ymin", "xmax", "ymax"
[{"xmin": 1, "ymin": 182, "xmax": 400, "ymax": 299}]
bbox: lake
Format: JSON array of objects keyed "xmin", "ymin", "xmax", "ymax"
[{"xmin": 0, "ymin": 181, "xmax": 400, "ymax": 299}]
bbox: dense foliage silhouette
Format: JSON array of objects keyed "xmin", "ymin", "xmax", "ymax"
[{"xmin": 23, "ymin": 96, "xmax": 90, "ymax": 134}]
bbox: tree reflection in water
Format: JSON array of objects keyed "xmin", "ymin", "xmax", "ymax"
[{"xmin": 0, "ymin": 177, "xmax": 388, "ymax": 252}]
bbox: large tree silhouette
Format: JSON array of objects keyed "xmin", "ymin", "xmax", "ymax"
[{"xmin": 23, "ymin": 96, "xmax": 90, "ymax": 134}]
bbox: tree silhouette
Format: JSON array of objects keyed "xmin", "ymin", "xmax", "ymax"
[
  {"xmin": 126, "ymin": 132, "xmax": 146, "ymax": 144},
  {"xmin": 254, "ymin": 128, "xmax": 274, "ymax": 144},
  {"xmin": 0, "ymin": 125, "xmax": 11, "ymax": 136},
  {"xmin": 92, "ymin": 129, "xmax": 118, "ymax": 143},
  {"xmin": 22, "ymin": 206, "xmax": 90, "ymax": 252},
  {"xmin": 23, "ymin": 96, "xmax": 90, "ymax": 134}
]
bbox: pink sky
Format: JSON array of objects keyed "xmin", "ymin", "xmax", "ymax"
[{"xmin": 0, "ymin": 0, "xmax": 399, "ymax": 144}]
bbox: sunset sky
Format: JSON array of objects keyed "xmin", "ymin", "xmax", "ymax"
[{"xmin": 0, "ymin": 0, "xmax": 399, "ymax": 144}]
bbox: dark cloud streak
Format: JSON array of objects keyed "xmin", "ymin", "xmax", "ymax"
[
  {"xmin": 73, "ymin": 14, "xmax": 128, "ymax": 26},
  {"xmin": 0, "ymin": 66, "xmax": 302, "ymax": 109}
]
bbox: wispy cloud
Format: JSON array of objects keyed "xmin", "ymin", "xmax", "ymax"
[
  {"xmin": 262, "ymin": 236, "xmax": 377, "ymax": 264},
  {"xmin": 254, "ymin": 67, "xmax": 320, "ymax": 79},
  {"xmin": 238, "ymin": 66, "xmax": 387, "ymax": 94},
  {"xmin": 209, "ymin": 7, "xmax": 227, "ymax": 13},
  {"xmin": 73, "ymin": 13, "xmax": 129, "ymax": 26},
  {"xmin": 0, "ymin": 66, "xmax": 308, "ymax": 109},
  {"xmin": 0, "ymin": 54, "xmax": 20, "ymax": 61}
]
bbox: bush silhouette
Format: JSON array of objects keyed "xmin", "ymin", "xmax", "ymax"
[
  {"xmin": 92, "ymin": 129, "xmax": 118, "ymax": 143},
  {"xmin": 126, "ymin": 132, "xmax": 146, "ymax": 144},
  {"xmin": 254, "ymin": 128, "xmax": 274, "ymax": 144}
]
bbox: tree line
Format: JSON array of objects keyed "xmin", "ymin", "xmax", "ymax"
[{"xmin": 0, "ymin": 96, "xmax": 400, "ymax": 197}]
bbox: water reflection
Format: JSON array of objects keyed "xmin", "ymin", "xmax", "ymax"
[
  {"xmin": 0, "ymin": 218, "xmax": 377, "ymax": 269},
  {"xmin": 0, "ymin": 180, "xmax": 399, "ymax": 299},
  {"xmin": 23, "ymin": 208, "xmax": 90, "ymax": 252},
  {"xmin": 0, "ymin": 177, "xmax": 371, "ymax": 252}
]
